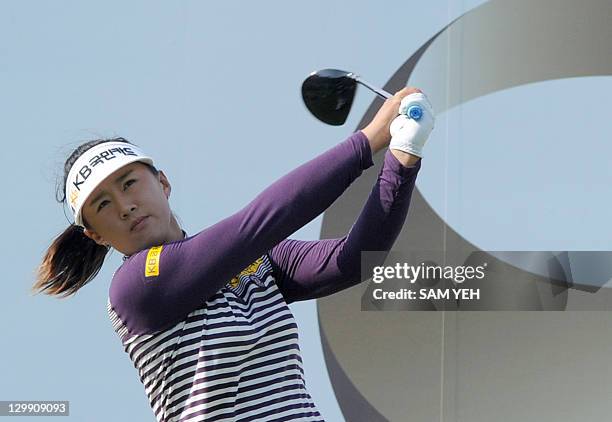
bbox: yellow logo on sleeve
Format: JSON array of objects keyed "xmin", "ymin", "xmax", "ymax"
[{"xmin": 145, "ymin": 246, "xmax": 163, "ymax": 277}]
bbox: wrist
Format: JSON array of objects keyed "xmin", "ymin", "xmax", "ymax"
[
  {"xmin": 361, "ymin": 126, "xmax": 389, "ymax": 155},
  {"xmin": 390, "ymin": 148, "xmax": 421, "ymax": 167}
]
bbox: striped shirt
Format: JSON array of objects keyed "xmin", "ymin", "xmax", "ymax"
[{"xmin": 107, "ymin": 131, "xmax": 421, "ymax": 421}]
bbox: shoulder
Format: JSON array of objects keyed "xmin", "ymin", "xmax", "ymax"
[
  {"xmin": 109, "ymin": 249, "xmax": 148, "ymax": 310},
  {"xmin": 108, "ymin": 245, "xmax": 176, "ymax": 336},
  {"xmin": 110, "ymin": 238, "xmax": 188, "ymax": 291},
  {"xmin": 110, "ymin": 248, "xmax": 148, "ymax": 288},
  {"xmin": 110, "ymin": 242, "xmax": 174, "ymax": 303}
]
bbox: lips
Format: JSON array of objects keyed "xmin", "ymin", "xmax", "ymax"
[{"xmin": 130, "ymin": 216, "xmax": 148, "ymax": 231}]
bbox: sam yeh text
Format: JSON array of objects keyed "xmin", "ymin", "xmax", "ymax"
[{"xmin": 373, "ymin": 288, "xmax": 480, "ymax": 300}]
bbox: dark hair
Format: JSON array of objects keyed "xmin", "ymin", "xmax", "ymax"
[{"xmin": 32, "ymin": 137, "xmax": 159, "ymax": 298}]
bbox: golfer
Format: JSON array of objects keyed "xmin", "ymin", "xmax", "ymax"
[{"xmin": 33, "ymin": 87, "xmax": 434, "ymax": 422}]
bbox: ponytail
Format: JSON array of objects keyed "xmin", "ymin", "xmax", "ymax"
[{"xmin": 33, "ymin": 223, "xmax": 110, "ymax": 298}]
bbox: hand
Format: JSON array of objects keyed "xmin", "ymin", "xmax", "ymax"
[
  {"xmin": 389, "ymin": 92, "xmax": 435, "ymax": 158},
  {"xmin": 361, "ymin": 87, "xmax": 423, "ymax": 154}
]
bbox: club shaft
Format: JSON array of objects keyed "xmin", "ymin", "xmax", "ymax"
[{"xmin": 353, "ymin": 76, "xmax": 393, "ymax": 99}]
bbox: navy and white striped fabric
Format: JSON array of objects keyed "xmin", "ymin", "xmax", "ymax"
[{"xmin": 108, "ymin": 254, "xmax": 325, "ymax": 422}]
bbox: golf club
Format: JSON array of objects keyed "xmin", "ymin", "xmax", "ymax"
[{"xmin": 301, "ymin": 68, "xmax": 393, "ymax": 126}]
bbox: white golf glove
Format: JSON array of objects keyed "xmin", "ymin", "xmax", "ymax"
[{"xmin": 389, "ymin": 92, "xmax": 435, "ymax": 158}]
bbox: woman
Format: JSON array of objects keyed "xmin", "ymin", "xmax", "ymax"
[{"xmin": 33, "ymin": 87, "xmax": 434, "ymax": 422}]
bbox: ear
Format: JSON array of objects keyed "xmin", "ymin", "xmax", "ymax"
[
  {"xmin": 83, "ymin": 228, "xmax": 109, "ymax": 247},
  {"xmin": 158, "ymin": 170, "xmax": 171, "ymax": 199}
]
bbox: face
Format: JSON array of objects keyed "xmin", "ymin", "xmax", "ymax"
[{"xmin": 81, "ymin": 161, "xmax": 178, "ymax": 256}]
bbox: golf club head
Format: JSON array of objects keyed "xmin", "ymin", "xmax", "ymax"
[{"xmin": 301, "ymin": 69, "xmax": 357, "ymax": 126}]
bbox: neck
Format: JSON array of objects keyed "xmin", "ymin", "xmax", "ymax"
[
  {"xmin": 122, "ymin": 216, "xmax": 186, "ymax": 261},
  {"xmin": 167, "ymin": 214, "xmax": 185, "ymax": 242}
]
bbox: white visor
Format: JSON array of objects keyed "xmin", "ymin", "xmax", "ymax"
[{"xmin": 65, "ymin": 141, "xmax": 154, "ymax": 228}]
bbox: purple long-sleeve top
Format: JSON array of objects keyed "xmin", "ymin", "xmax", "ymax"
[
  {"xmin": 109, "ymin": 130, "xmax": 421, "ymax": 337},
  {"xmin": 107, "ymin": 130, "xmax": 421, "ymax": 421}
]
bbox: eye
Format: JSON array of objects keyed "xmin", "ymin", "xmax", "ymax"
[
  {"xmin": 123, "ymin": 179, "xmax": 136, "ymax": 190},
  {"xmin": 98, "ymin": 200, "xmax": 109, "ymax": 211}
]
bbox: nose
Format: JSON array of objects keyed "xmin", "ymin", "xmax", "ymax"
[{"xmin": 119, "ymin": 200, "xmax": 137, "ymax": 220}]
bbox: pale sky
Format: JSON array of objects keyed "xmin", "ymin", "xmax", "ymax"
[{"xmin": 2, "ymin": 0, "xmax": 610, "ymax": 420}]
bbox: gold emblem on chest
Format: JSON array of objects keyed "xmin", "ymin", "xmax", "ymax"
[{"xmin": 228, "ymin": 257, "xmax": 264, "ymax": 288}]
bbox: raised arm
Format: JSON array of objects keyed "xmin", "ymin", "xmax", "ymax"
[
  {"xmin": 268, "ymin": 145, "xmax": 421, "ymax": 304},
  {"xmin": 109, "ymin": 131, "xmax": 373, "ymax": 336}
]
